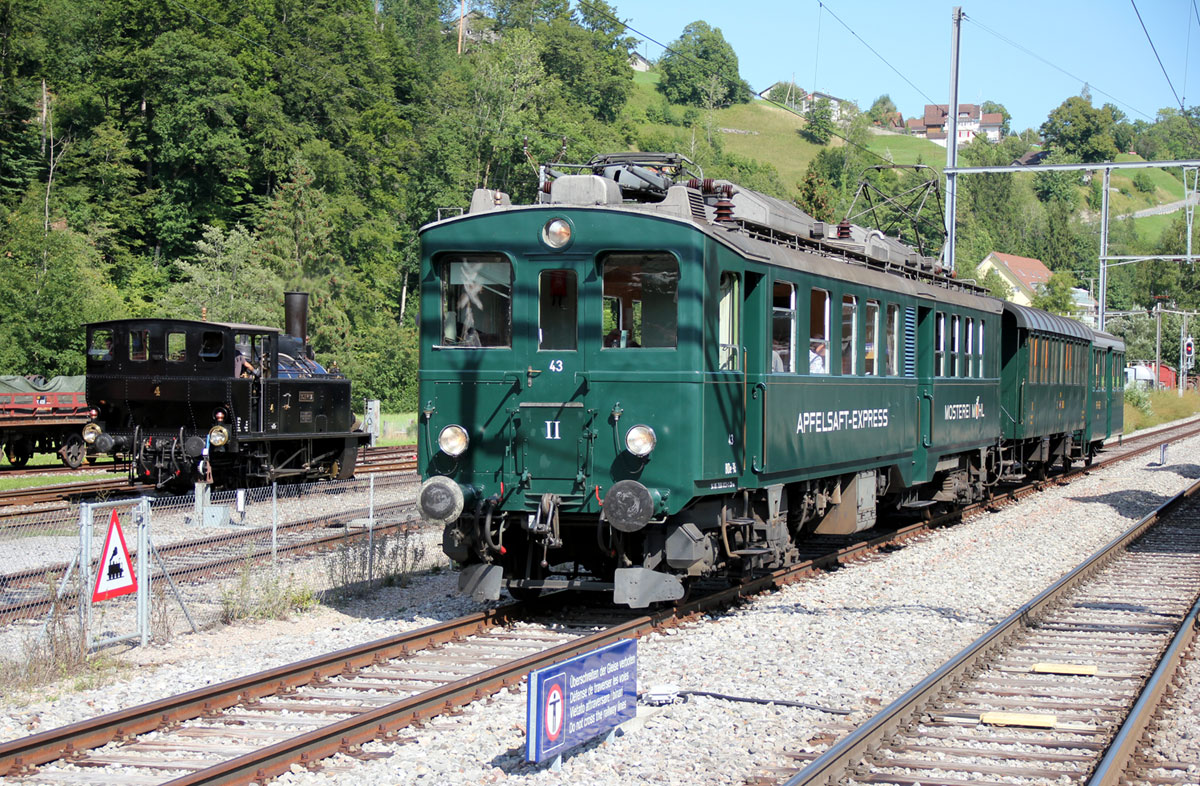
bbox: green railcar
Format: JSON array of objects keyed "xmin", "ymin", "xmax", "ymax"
[{"xmin": 417, "ymin": 153, "xmax": 1116, "ymax": 607}]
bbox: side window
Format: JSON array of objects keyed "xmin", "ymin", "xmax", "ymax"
[
  {"xmin": 865, "ymin": 300, "xmax": 879, "ymax": 376},
  {"xmin": 199, "ymin": 331, "xmax": 224, "ymax": 362},
  {"xmin": 809, "ymin": 288, "xmax": 829, "ymax": 375},
  {"xmin": 602, "ymin": 253, "xmax": 678, "ymax": 349},
  {"xmin": 88, "ymin": 329, "xmax": 114, "ymax": 363},
  {"xmin": 886, "ymin": 304, "xmax": 900, "ymax": 376},
  {"xmin": 950, "ymin": 315, "xmax": 960, "ymax": 377},
  {"xmin": 439, "ymin": 254, "xmax": 512, "ymax": 348},
  {"xmin": 129, "ymin": 329, "xmax": 149, "ymax": 362},
  {"xmin": 167, "ymin": 332, "xmax": 187, "ymax": 362},
  {"xmin": 965, "ymin": 318, "xmax": 974, "ymax": 377},
  {"xmin": 978, "ymin": 319, "xmax": 985, "ymax": 376},
  {"xmin": 539, "ymin": 270, "xmax": 577, "ymax": 351},
  {"xmin": 935, "ymin": 313, "xmax": 945, "ymax": 377},
  {"xmin": 772, "ymin": 282, "xmax": 796, "ymax": 373},
  {"xmin": 717, "ymin": 272, "xmax": 739, "ymax": 370},
  {"xmin": 841, "ymin": 295, "xmax": 857, "ymax": 375}
]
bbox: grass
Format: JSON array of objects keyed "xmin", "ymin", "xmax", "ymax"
[
  {"xmin": 1123, "ymin": 389, "xmax": 1200, "ymax": 432},
  {"xmin": 219, "ymin": 560, "xmax": 317, "ymax": 623},
  {"xmin": 863, "ymin": 132, "xmax": 947, "ymax": 169},
  {"xmin": 0, "ymin": 473, "xmax": 106, "ymax": 492},
  {"xmin": 377, "ymin": 412, "xmax": 416, "ymax": 446}
]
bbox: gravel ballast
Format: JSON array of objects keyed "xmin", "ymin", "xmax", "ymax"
[{"xmin": 2, "ymin": 429, "xmax": 1199, "ymax": 785}]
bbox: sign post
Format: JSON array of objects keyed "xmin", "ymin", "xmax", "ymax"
[{"xmin": 526, "ymin": 639, "xmax": 637, "ymax": 768}]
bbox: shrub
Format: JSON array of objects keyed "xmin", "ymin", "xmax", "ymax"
[{"xmin": 1132, "ymin": 171, "xmax": 1155, "ymax": 194}]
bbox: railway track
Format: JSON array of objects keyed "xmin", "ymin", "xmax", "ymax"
[
  {"xmin": 761, "ymin": 476, "xmax": 1200, "ymax": 786},
  {"xmin": 0, "ymin": 428, "xmax": 1196, "ymax": 783}
]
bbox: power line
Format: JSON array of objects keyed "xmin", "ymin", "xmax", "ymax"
[
  {"xmin": 964, "ymin": 13, "xmax": 1154, "ymax": 122},
  {"xmin": 1130, "ymin": 0, "xmax": 1184, "ymax": 111},
  {"xmin": 817, "ymin": 1, "xmax": 936, "ymax": 105}
]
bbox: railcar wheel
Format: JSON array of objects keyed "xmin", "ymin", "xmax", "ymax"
[
  {"xmin": 6, "ymin": 437, "xmax": 32, "ymax": 468},
  {"xmin": 61, "ymin": 435, "xmax": 86, "ymax": 469}
]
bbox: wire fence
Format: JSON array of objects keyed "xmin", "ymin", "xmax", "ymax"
[{"xmin": 0, "ymin": 473, "xmax": 426, "ymax": 669}]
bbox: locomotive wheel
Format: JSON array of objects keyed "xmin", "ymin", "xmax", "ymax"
[{"xmin": 61, "ymin": 435, "xmax": 86, "ymax": 469}]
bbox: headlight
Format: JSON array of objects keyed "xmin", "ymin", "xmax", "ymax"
[
  {"xmin": 82, "ymin": 423, "xmax": 102, "ymax": 444},
  {"xmin": 438, "ymin": 425, "xmax": 469, "ymax": 457},
  {"xmin": 208, "ymin": 425, "xmax": 230, "ymax": 447},
  {"xmin": 625, "ymin": 425, "xmax": 657, "ymax": 457},
  {"xmin": 541, "ymin": 218, "xmax": 572, "ymax": 249}
]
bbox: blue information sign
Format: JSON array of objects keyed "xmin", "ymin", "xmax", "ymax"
[{"xmin": 526, "ymin": 638, "xmax": 637, "ymax": 764}]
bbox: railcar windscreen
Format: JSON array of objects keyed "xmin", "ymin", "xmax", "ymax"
[
  {"xmin": 600, "ymin": 253, "xmax": 679, "ymax": 350},
  {"xmin": 438, "ymin": 254, "xmax": 512, "ymax": 348},
  {"xmin": 88, "ymin": 329, "xmax": 114, "ymax": 363}
]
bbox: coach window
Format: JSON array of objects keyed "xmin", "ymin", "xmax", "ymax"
[
  {"xmin": 864, "ymin": 300, "xmax": 879, "ymax": 375},
  {"xmin": 886, "ymin": 304, "xmax": 900, "ymax": 376},
  {"xmin": 602, "ymin": 253, "xmax": 678, "ymax": 350},
  {"xmin": 935, "ymin": 313, "xmax": 945, "ymax": 377},
  {"xmin": 538, "ymin": 270, "xmax": 577, "ymax": 350},
  {"xmin": 129, "ymin": 329, "xmax": 150, "ymax": 362},
  {"xmin": 978, "ymin": 320, "xmax": 986, "ymax": 376},
  {"xmin": 439, "ymin": 254, "xmax": 512, "ymax": 348},
  {"xmin": 841, "ymin": 295, "xmax": 857, "ymax": 375},
  {"xmin": 965, "ymin": 318, "xmax": 974, "ymax": 377},
  {"xmin": 167, "ymin": 332, "xmax": 187, "ymax": 363},
  {"xmin": 950, "ymin": 315, "xmax": 961, "ymax": 376},
  {"xmin": 771, "ymin": 282, "xmax": 796, "ymax": 373},
  {"xmin": 809, "ymin": 288, "xmax": 830, "ymax": 374},
  {"xmin": 87, "ymin": 329, "xmax": 114, "ymax": 363},
  {"xmin": 717, "ymin": 273, "xmax": 739, "ymax": 369}
]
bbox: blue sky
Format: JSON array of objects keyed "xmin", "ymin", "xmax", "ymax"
[{"xmin": 605, "ymin": 0, "xmax": 1199, "ymax": 132}]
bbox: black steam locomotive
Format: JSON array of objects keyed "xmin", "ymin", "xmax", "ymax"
[{"xmin": 82, "ymin": 293, "xmax": 368, "ymax": 489}]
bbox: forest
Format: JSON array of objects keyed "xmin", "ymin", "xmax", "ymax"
[{"xmin": 2, "ymin": 0, "xmax": 1199, "ymax": 410}]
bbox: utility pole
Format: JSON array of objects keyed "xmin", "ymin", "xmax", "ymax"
[
  {"xmin": 1155, "ymin": 301, "xmax": 1162, "ymax": 390},
  {"xmin": 458, "ymin": 0, "xmax": 465, "ymax": 55},
  {"xmin": 1181, "ymin": 313, "xmax": 1189, "ymax": 396},
  {"xmin": 943, "ymin": 6, "xmax": 963, "ymax": 274}
]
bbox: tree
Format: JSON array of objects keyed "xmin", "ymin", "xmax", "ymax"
[
  {"xmin": 539, "ymin": 3, "xmax": 634, "ymax": 123},
  {"xmin": 766, "ymin": 81, "xmax": 803, "ymax": 111},
  {"xmin": 658, "ymin": 21, "xmax": 749, "ymax": 108},
  {"xmin": 1031, "ymin": 271, "xmax": 1077, "ymax": 316},
  {"xmin": 1040, "ymin": 96, "xmax": 1119, "ymax": 162},
  {"xmin": 804, "ymin": 97, "xmax": 835, "ymax": 144},
  {"xmin": 868, "ymin": 94, "xmax": 896, "ymax": 125}
]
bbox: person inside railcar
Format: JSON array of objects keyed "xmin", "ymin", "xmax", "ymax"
[{"xmin": 809, "ymin": 341, "xmax": 827, "ymax": 374}]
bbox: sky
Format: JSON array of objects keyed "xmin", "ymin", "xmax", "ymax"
[{"xmin": 604, "ymin": 0, "xmax": 1200, "ymax": 132}]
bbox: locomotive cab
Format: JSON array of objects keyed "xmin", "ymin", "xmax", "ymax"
[{"xmin": 83, "ymin": 295, "xmax": 365, "ymax": 489}]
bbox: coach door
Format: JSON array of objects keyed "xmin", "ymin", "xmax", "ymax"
[
  {"xmin": 517, "ymin": 260, "xmax": 590, "ymax": 481},
  {"xmin": 915, "ymin": 304, "xmax": 935, "ymax": 476}
]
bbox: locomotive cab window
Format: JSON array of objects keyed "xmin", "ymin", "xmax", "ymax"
[
  {"xmin": 538, "ymin": 270, "xmax": 577, "ymax": 350},
  {"xmin": 167, "ymin": 332, "xmax": 187, "ymax": 363},
  {"xmin": 438, "ymin": 254, "xmax": 512, "ymax": 348},
  {"xmin": 234, "ymin": 333, "xmax": 269, "ymax": 378},
  {"xmin": 129, "ymin": 329, "xmax": 150, "ymax": 362},
  {"xmin": 809, "ymin": 288, "xmax": 829, "ymax": 375},
  {"xmin": 88, "ymin": 329, "xmax": 114, "ymax": 363},
  {"xmin": 772, "ymin": 282, "xmax": 796, "ymax": 373},
  {"xmin": 199, "ymin": 331, "xmax": 225, "ymax": 362},
  {"xmin": 601, "ymin": 253, "xmax": 678, "ymax": 349},
  {"xmin": 716, "ymin": 272, "xmax": 739, "ymax": 369}
]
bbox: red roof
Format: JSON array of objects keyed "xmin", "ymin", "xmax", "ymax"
[
  {"xmin": 989, "ymin": 252, "xmax": 1052, "ymax": 293},
  {"xmin": 922, "ymin": 103, "xmax": 981, "ymax": 128},
  {"xmin": 980, "ymin": 112, "xmax": 1004, "ymax": 126}
]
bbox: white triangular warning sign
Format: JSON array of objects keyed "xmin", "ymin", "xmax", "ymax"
[{"xmin": 92, "ymin": 509, "xmax": 137, "ymax": 602}]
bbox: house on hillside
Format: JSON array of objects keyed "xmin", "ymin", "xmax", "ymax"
[
  {"xmin": 757, "ymin": 84, "xmax": 854, "ymax": 121},
  {"xmin": 446, "ymin": 9, "xmax": 498, "ymax": 47},
  {"xmin": 976, "ymin": 251, "xmax": 1052, "ymax": 307},
  {"xmin": 629, "ymin": 52, "xmax": 652, "ymax": 72},
  {"xmin": 873, "ymin": 111, "xmax": 904, "ymax": 131},
  {"xmin": 909, "ymin": 104, "xmax": 1004, "ymax": 147}
]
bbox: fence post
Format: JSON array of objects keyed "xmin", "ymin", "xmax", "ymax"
[
  {"xmin": 78, "ymin": 503, "xmax": 91, "ymax": 643},
  {"xmin": 368, "ymin": 475, "xmax": 376, "ymax": 584},
  {"xmin": 271, "ymin": 482, "xmax": 278, "ymax": 566},
  {"xmin": 137, "ymin": 499, "xmax": 150, "ymax": 646}
]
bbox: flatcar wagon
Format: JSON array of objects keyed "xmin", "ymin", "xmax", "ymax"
[
  {"xmin": 82, "ymin": 293, "xmax": 368, "ymax": 489},
  {"xmin": 1, "ymin": 375, "xmax": 93, "ymax": 468},
  {"xmin": 416, "ymin": 153, "xmax": 1123, "ymax": 607}
]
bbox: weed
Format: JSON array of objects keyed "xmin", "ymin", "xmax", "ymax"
[
  {"xmin": 220, "ymin": 560, "xmax": 317, "ymax": 623},
  {"xmin": 325, "ymin": 525, "xmax": 427, "ymax": 599}
]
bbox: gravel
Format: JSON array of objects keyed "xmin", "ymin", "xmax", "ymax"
[{"xmin": 2, "ymin": 425, "xmax": 1199, "ymax": 785}]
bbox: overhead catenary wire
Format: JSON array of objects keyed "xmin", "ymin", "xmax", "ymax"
[
  {"xmin": 816, "ymin": 1, "xmax": 937, "ymax": 105},
  {"xmin": 1130, "ymin": 0, "xmax": 1184, "ymax": 112}
]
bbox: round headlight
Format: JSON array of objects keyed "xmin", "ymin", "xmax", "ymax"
[
  {"xmin": 208, "ymin": 425, "xmax": 230, "ymax": 447},
  {"xmin": 438, "ymin": 425, "xmax": 469, "ymax": 457},
  {"xmin": 82, "ymin": 423, "xmax": 102, "ymax": 444},
  {"xmin": 625, "ymin": 425, "xmax": 657, "ymax": 457},
  {"xmin": 541, "ymin": 218, "xmax": 572, "ymax": 249}
]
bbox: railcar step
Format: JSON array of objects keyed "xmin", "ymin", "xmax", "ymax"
[
  {"xmin": 726, "ymin": 517, "xmax": 757, "ymax": 526},
  {"xmin": 731, "ymin": 548, "xmax": 772, "ymax": 557}
]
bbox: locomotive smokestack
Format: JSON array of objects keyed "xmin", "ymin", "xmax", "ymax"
[{"xmin": 284, "ymin": 291, "xmax": 309, "ymax": 343}]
